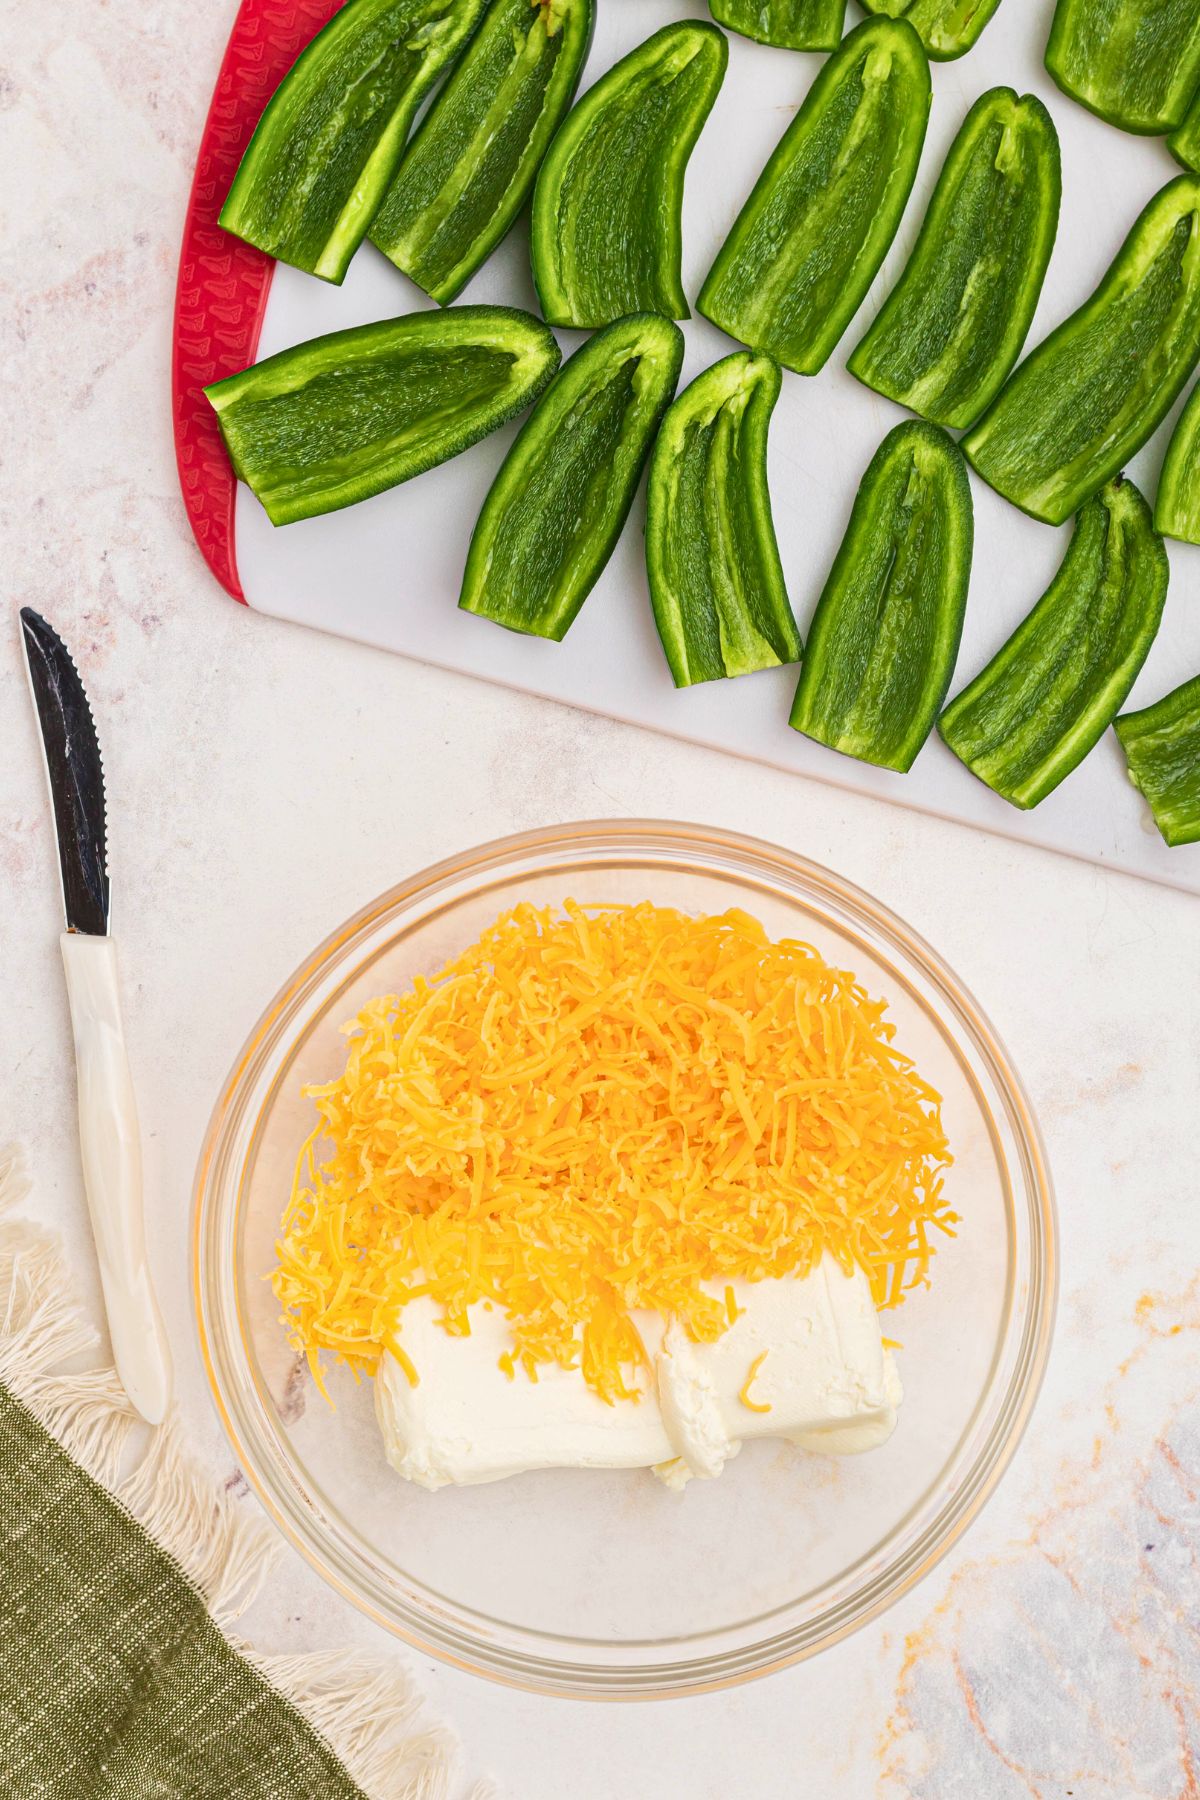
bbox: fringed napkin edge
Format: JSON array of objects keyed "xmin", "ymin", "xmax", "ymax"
[{"xmin": 0, "ymin": 1144, "xmax": 488, "ymax": 1800}]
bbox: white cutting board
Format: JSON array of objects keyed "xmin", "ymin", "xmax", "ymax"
[{"xmin": 237, "ymin": 0, "xmax": 1200, "ymax": 895}]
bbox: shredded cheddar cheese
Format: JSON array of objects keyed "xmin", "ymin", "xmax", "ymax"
[
  {"xmin": 273, "ymin": 901, "xmax": 954, "ymax": 1404},
  {"xmin": 739, "ymin": 1351, "xmax": 772, "ymax": 1413},
  {"xmin": 389, "ymin": 1342, "xmax": 420, "ymax": 1389}
]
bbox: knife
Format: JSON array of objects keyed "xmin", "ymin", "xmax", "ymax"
[{"xmin": 20, "ymin": 608, "xmax": 173, "ymax": 1425}]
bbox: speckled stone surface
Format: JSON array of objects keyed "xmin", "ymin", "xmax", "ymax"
[{"xmin": 3, "ymin": 6, "xmax": 1200, "ymax": 1796}]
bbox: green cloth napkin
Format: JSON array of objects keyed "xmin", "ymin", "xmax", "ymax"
[
  {"xmin": 0, "ymin": 1150, "xmax": 455, "ymax": 1800},
  {"xmin": 0, "ymin": 1380, "xmax": 370, "ymax": 1799}
]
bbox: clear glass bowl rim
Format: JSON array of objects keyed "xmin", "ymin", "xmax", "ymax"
[{"xmin": 192, "ymin": 818, "xmax": 1056, "ymax": 1699}]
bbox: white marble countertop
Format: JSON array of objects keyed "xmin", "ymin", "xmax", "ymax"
[{"xmin": 4, "ymin": 6, "xmax": 1200, "ymax": 1795}]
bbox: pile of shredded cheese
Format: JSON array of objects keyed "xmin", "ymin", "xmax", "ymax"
[{"xmin": 274, "ymin": 901, "xmax": 954, "ymax": 1403}]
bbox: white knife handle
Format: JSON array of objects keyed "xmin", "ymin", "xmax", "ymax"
[{"xmin": 60, "ymin": 933, "xmax": 173, "ymax": 1425}]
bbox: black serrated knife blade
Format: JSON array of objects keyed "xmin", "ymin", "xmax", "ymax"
[
  {"xmin": 20, "ymin": 607, "xmax": 172, "ymax": 1425},
  {"xmin": 20, "ymin": 608, "xmax": 110, "ymax": 936}
]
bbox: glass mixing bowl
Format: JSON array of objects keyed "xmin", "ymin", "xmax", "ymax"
[{"xmin": 193, "ymin": 820, "xmax": 1055, "ymax": 1698}]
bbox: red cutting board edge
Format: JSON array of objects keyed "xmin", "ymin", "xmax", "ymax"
[{"xmin": 172, "ymin": 0, "xmax": 341, "ymax": 601}]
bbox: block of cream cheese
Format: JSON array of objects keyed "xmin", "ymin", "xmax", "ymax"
[{"xmin": 374, "ymin": 1254, "xmax": 901, "ymax": 1490}]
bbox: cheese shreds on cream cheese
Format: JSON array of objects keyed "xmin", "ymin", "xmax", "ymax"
[
  {"xmin": 375, "ymin": 1259, "xmax": 902, "ymax": 1489},
  {"xmin": 273, "ymin": 900, "xmax": 953, "ymax": 1412}
]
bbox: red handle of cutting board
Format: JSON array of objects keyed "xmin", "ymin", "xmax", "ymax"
[{"xmin": 172, "ymin": 0, "xmax": 341, "ymax": 601}]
